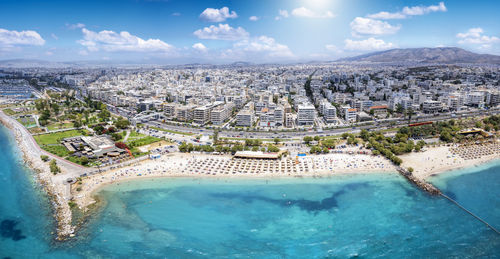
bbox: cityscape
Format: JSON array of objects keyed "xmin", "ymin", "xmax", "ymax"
[{"xmin": 0, "ymin": 0, "xmax": 499, "ymax": 258}]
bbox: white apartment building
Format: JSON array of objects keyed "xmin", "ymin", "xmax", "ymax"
[
  {"xmin": 164, "ymin": 103, "xmax": 176, "ymax": 118},
  {"xmin": 210, "ymin": 107, "xmax": 229, "ymax": 125},
  {"xmin": 297, "ymin": 104, "xmax": 316, "ymax": 126},
  {"xmin": 285, "ymin": 113, "xmax": 295, "ymax": 128},
  {"xmin": 274, "ymin": 107, "xmax": 284, "ymax": 126},
  {"xmin": 422, "ymin": 100, "xmax": 442, "ymax": 113},
  {"xmin": 193, "ymin": 106, "xmax": 212, "ymax": 125},
  {"xmin": 320, "ymin": 101, "xmax": 337, "ymax": 123},
  {"xmin": 342, "ymin": 106, "xmax": 357, "ymax": 122},
  {"xmin": 466, "ymin": 92, "xmax": 485, "ymax": 108},
  {"xmin": 236, "ymin": 110, "xmax": 254, "ymax": 127}
]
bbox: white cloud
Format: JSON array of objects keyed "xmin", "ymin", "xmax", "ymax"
[
  {"xmin": 325, "ymin": 44, "xmax": 343, "ymax": 53},
  {"xmin": 193, "ymin": 24, "xmax": 249, "ymax": 41},
  {"xmin": 227, "ymin": 36, "xmax": 294, "ymax": 60},
  {"xmin": 192, "ymin": 42, "xmax": 207, "ymax": 52},
  {"xmin": 275, "ymin": 10, "xmax": 289, "ymax": 20},
  {"xmin": 367, "ymin": 12, "xmax": 406, "ymax": 20},
  {"xmin": 45, "ymin": 51, "xmax": 53, "ymax": 56},
  {"xmin": 344, "ymin": 38, "xmax": 394, "ymax": 51},
  {"xmin": 0, "ymin": 28, "xmax": 45, "ymax": 46},
  {"xmin": 350, "ymin": 17, "xmax": 400, "ymax": 36},
  {"xmin": 403, "ymin": 2, "xmax": 446, "ymax": 15},
  {"xmin": 199, "ymin": 7, "xmax": 237, "ymax": 22},
  {"xmin": 51, "ymin": 33, "xmax": 59, "ymax": 40},
  {"xmin": 249, "ymin": 16, "xmax": 259, "ymax": 21},
  {"xmin": 457, "ymin": 28, "xmax": 500, "ymax": 47},
  {"xmin": 171, "ymin": 12, "xmax": 181, "ymax": 16},
  {"xmin": 291, "ymin": 7, "xmax": 335, "ymax": 18},
  {"xmin": 67, "ymin": 23, "xmax": 85, "ymax": 30},
  {"xmin": 78, "ymin": 28, "xmax": 174, "ymax": 52},
  {"xmin": 368, "ymin": 2, "xmax": 446, "ymax": 19},
  {"xmin": 78, "ymin": 50, "xmax": 88, "ymax": 56}
]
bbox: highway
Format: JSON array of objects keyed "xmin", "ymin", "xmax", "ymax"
[{"xmin": 143, "ymin": 108, "xmax": 500, "ymax": 140}]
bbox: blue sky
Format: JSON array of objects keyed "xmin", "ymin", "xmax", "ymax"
[{"xmin": 0, "ymin": 0, "xmax": 499, "ymax": 63}]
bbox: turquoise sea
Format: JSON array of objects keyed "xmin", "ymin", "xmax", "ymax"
[{"xmin": 0, "ymin": 124, "xmax": 499, "ymax": 258}]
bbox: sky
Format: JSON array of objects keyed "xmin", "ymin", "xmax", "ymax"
[{"xmin": 0, "ymin": 0, "xmax": 499, "ymax": 64}]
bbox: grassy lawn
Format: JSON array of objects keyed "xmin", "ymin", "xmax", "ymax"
[
  {"xmin": 29, "ymin": 127, "xmax": 45, "ymax": 134},
  {"xmin": 17, "ymin": 117, "xmax": 37, "ymax": 128},
  {"xmin": 47, "ymin": 122, "xmax": 74, "ymax": 131},
  {"xmin": 129, "ymin": 147, "xmax": 148, "ymax": 157},
  {"xmin": 149, "ymin": 126, "xmax": 195, "ymax": 136},
  {"xmin": 126, "ymin": 131, "xmax": 148, "ymax": 142},
  {"xmin": 42, "ymin": 145, "xmax": 70, "ymax": 157},
  {"xmin": 128, "ymin": 136, "xmax": 162, "ymax": 147},
  {"xmin": 34, "ymin": 129, "xmax": 86, "ymax": 145},
  {"xmin": 220, "ymin": 137, "xmax": 294, "ymax": 142},
  {"xmin": 3, "ymin": 108, "xmax": 16, "ymax": 116}
]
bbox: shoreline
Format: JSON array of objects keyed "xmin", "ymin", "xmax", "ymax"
[
  {"xmin": 1, "ymin": 108, "xmax": 499, "ymax": 241},
  {"xmin": 0, "ymin": 111, "xmax": 76, "ymax": 240},
  {"xmin": 400, "ymin": 143, "xmax": 500, "ymax": 180},
  {"xmin": 73, "ymin": 152, "xmax": 397, "ymax": 209}
]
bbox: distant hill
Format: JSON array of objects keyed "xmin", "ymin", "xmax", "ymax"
[{"xmin": 338, "ymin": 47, "xmax": 500, "ymax": 64}]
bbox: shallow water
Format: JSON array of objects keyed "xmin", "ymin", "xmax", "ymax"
[{"xmin": 0, "ymin": 125, "xmax": 499, "ymax": 258}]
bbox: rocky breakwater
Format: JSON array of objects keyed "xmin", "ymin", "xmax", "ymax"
[
  {"xmin": 0, "ymin": 111, "xmax": 76, "ymax": 240},
  {"xmin": 397, "ymin": 167, "xmax": 441, "ymax": 195}
]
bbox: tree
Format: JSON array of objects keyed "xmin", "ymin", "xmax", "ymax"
[
  {"xmin": 40, "ymin": 155, "xmax": 49, "ymax": 162},
  {"xmin": 49, "ymin": 159, "xmax": 61, "ymax": 174},
  {"xmin": 439, "ymin": 129, "xmax": 453, "ymax": 142},
  {"xmin": 80, "ymin": 156, "xmax": 89, "ymax": 165},
  {"xmin": 114, "ymin": 118, "xmax": 131, "ymax": 129},
  {"xmin": 111, "ymin": 133, "xmax": 123, "ymax": 141},
  {"xmin": 273, "ymin": 138, "xmax": 280, "ymax": 144},
  {"xmin": 213, "ymin": 129, "xmax": 219, "ymax": 144},
  {"xmin": 115, "ymin": 142, "xmax": 129, "ymax": 150},
  {"xmin": 396, "ymin": 103, "xmax": 404, "ymax": 114},
  {"xmin": 303, "ymin": 136, "xmax": 313, "ymax": 144},
  {"xmin": 407, "ymin": 108, "xmax": 415, "ymax": 122},
  {"xmin": 408, "ymin": 167, "xmax": 414, "ymax": 173},
  {"xmin": 267, "ymin": 145, "xmax": 280, "ymax": 152},
  {"xmin": 360, "ymin": 129, "xmax": 369, "ymax": 141}
]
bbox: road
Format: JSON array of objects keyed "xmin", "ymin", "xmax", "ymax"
[
  {"xmin": 143, "ymin": 108, "xmax": 500, "ymax": 140},
  {"xmin": 0, "ymin": 111, "xmax": 90, "ymax": 177}
]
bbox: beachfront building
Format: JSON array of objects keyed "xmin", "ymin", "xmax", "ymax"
[
  {"xmin": 342, "ymin": 106, "xmax": 357, "ymax": 122},
  {"xmin": 236, "ymin": 110, "xmax": 254, "ymax": 127},
  {"xmin": 297, "ymin": 104, "xmax": 316, "ymax": 126},
  {"xmin": 422, "ymin": 100, "xmax": 442, "ymax": 113},
  {"xmin": 320, "ymin": 101, "xmax": 337, "ymax": 123},
  {"xmin": 193, "ymin": 105, "xmax": 212, "ymax": 125}
]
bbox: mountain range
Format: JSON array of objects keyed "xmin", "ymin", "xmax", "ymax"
[
  {"xmin": 1, "ymin": 47, "xmax": 500, "ymax": 67},
  {"xmin": 337, "ymin": 47, "xmax": 500, "ymax": 64}
]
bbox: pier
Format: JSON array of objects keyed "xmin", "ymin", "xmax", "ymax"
[
  {"xmin": 397, "ymin": 167, "xmax": 499, "ymax": 235},
  {"xmin": 396, "ymin": 167, "xmax": 441, "ymax": 195}
]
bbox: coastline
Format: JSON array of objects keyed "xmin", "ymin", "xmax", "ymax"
[
  {"xmin": 0, "ymin": 111, "xmax": 76, "ymax": 240},
  {"xmin": 1, "ymin": 107, "xmax": 499, "ymax": 241},
  {"xmin": 400, "ymin": 144, "xmax": 500, "ymax": 180},
  {"xmin": 73, "ymin": 152, "xmax": 397, "ymax": 209}
]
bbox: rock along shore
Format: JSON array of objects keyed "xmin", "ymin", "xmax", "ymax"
[{"xmin": 0, "ymin": 111, "xmax": 75, "ymax": 240}]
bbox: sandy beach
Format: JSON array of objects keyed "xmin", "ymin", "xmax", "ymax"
[
  {"xmin": 73, "ymin": 152, "xmax": 397, "ymax": 208},
  {"xmin": 400, "ymin": 142, "xmax": 500, "ymax": 180},
  {"xmin": 2, "ymin": 105, "xmax": 499, "ymax": 240}
]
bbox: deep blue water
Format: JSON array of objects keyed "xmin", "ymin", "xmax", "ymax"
[{"xmin": 0, "ymin": 124, "xmax": 499, "ymax": 258}]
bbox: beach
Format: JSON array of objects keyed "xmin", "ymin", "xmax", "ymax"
[
  {"xmin": 73, "ymin": 152, "xmax": 397, "ymax": 209},
  {"xmin": 400, "ymin": 142, "xmax": 500, "ymax": 180},
  {"xmin": 1, "ymin": 107, "xmax": 500, "ymax": 241}
]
